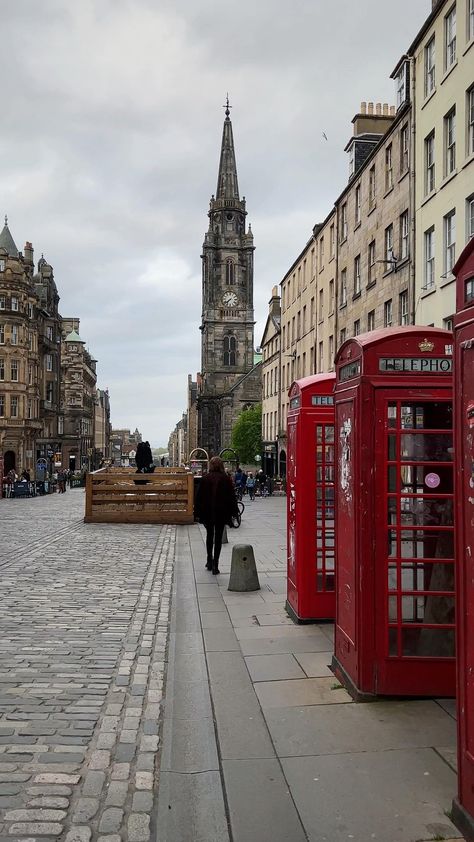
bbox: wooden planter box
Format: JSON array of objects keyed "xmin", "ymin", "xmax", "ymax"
[{"xmin": 84, "ymin": 468, "xmax": 194, "ymax": 524}]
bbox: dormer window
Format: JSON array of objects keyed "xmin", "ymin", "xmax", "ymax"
[
  {"xmin": 395, "ymin": 61, "xmax": 409, "ymax": 110},
  {"xmin": 348, "ymin": 143, "xmax": 355, "ymax": 178}
]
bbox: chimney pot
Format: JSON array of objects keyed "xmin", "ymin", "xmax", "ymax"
[
  {"xmin": 382, "ymin": 103, "xmax": 388, "ymax": 115},
  {"xmin": 368, "ymin": 102, "xmax": 374, "ymax": 114},
  {"xmin": 375, "ymin": 102, "xmax": 382, "ymax": 115},
  {"xmin": 361, "ymin": 101, "xmax": 367, "ymax": 114}
]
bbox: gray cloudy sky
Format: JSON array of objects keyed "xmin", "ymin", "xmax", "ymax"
[{"xmin": 2, "ymin": 0, "xmax": 428, "ymax": 446}]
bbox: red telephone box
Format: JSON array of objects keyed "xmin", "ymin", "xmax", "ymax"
[
  {"xmin": 286, "ymin": 374, "xmax": 336, "ymax": 622},
  {"xmin": 333, "ymin": 327, "xmax": 455, "ymax": 698},
  {"xmin": 451, "ymin": 238, "xmax": 474, "ymax": 840}
]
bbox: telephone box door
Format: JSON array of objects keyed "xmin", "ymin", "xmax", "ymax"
[
  {"xmin": 453, "ymin": 327, "xmax": 474, "ymax": 832},
  {"xmin": 374, "ymin": 390, "xmax": 455, "ymax": 696}
]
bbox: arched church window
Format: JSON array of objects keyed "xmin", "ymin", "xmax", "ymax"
[
  {"xmin": 224, "ymin": 333, "xmax": 237, "ymax": 366},
  {"xmin": 225, "ymin": 259, "xmax": 235, "ymax": 285}
]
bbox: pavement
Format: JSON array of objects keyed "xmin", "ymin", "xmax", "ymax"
[{"xmin": 0, "ymin": 489, "xmax": 465, "ymax": 842}]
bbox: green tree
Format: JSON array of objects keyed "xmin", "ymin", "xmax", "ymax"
[{"xmin": 231, "ymin": 404, "xmax": 262, "ymax": 465}]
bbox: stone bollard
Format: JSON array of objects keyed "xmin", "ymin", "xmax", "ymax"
[
  {"xmin": 222, "ymin": 526, "xmax": 228, "ymax": 544},
  {"xmin": 228, "ymin": 544, "xmax": 260, "ymax": 592}
]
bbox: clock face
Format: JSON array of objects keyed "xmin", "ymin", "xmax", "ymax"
[{"xmin": 222, "ymin": 292, "xmax": 238, "ymax": 307}]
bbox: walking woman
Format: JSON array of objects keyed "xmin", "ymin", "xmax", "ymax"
[{"xmin": 195, "ymin": 456, "xmax": 239, "ymax": 574}]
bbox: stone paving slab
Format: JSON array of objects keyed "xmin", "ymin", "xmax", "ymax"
[
  {"xmin": 254, "ymin": 676, "xmax": 352, "ymax": 708},
  {"xmin": 264, "ymin": 699, "xmax": 458, "ymax": 757},
  {"xmin": 222, "ymin": 758, "xmax": 307, "ymax": 842},
  {"xmin": 244, "ymin": 653, "xmax": 306, "ymax": 682},
  {"xmin": 293, "ymin": 652, "xmax": 333, "ymax": 677},
  {"xmin": 281, "ymin": 749, "xmax": 461, "ymax": 842}
]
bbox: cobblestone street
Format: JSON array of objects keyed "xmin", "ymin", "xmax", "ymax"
[{"xmin": 0, "ymin": 490, "xmax": 174, "ymax": 842}]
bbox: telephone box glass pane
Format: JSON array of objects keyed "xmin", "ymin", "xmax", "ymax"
[
  {"xmin": 389, "ymin": 596, "xmax": 398, "ymax": 621},
  {"xmin": 388, "ymin": 435, "xmax": 397, "ymax": 461},
  {"xmin": 388, "ymin": 466, "xmax": 397, "ymax": 492},
  {"xmin": 402, "ymin": 627, "xmax": 455, "ymax": 657},
  {"xmin": 400, "ymin": 433, "xmax": 453, "ymax": 462},
  {"xmin": 387, "ymin": 404, "xmax": 397, "ymax": 427},
  {"xmin": 400, "ymin": 561, "xmax": 454, "ymax": 592},
  {"xmin": 399, "ymin": 497, "xmax": 454, "ymax": 526}
]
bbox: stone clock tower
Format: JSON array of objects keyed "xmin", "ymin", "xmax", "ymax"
[{"xmin": 197, "ymin": 101, "xmax": 262, "ymax": 457}]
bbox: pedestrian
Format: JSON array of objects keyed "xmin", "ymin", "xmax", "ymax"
[
  {"xmin": 195, "ymin": 456, "xmax": 239, "ymax": 575},
  {"xmin": 246, "ymin": 471, "xmax": 256, "ymax": 501},
  {"xmin": 257, "ymin": 469, "xmax": 267, "ymax": 497},
  {"xmin": 234, "ymin": 467, "xmax": 243, "ymax": 500},
  {"xmin": 136, "ymin": 441, "xmax": 154, "ymax": 473}
]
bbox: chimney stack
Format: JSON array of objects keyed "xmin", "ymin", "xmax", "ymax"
[{"xmin": 23, "ymin": 241, "xmax": 34, "ymax": 267}]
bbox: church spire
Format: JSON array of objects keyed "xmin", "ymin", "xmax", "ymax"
[{"xmin": 216, "ymin": 96, "xmax": 240, "ymax": 201}]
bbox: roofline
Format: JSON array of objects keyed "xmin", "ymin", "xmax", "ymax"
[
  {"xmin": 279, "ymin": 235, "xmax": 315, "ymax": 286},
  {"xmin": 312, "ymin": 207, "xmax": 336, "ymax": 238},
  {"xmin": 389, "ymin": 0, "xmax": 450, "ymax": 76}
]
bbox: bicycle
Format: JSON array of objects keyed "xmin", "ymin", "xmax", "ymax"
[{"xmin": 232, "ymin": 500, "xmax": 245, "ymax": 527}]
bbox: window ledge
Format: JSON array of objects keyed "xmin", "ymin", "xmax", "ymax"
[
  {"xmin": 440, "ymin": 273, "xmax": 455, "ymax": 288},
  {"xmin": 420, "ymin": 285, "xmax": 436, "ymax": 299},
  {"xmin": 352, "ymin": 291, "xmax": 362, "ymax": 301},
  {"xmin": 340, "ymin": 236, "xmax": 348, "ymax": 246},
  {"xmin": 463, "ymin": 37, "xmax": 474, "ymax": 57},
  {"xmin": 421, "ymin": 189, "xmax": 437, "ymax": 207},
  {"xmin": 383, "ymin": 185, "xmax": 394, "ymax": 199},
  {"xmin": 366, "ymin": 280, "xmax": 377, "ymax": 289},
  {"xmin": 462, "ymin": 152, "xmax": 474, "ymax": 171},
  {"xmin": 440, "ymin": 59, "xmax": 458, "ymax": 86},
  {"xmin": 397, "ymin": 255, "xmax": 410, "ymax": 269},
  {"xmin": 367, "ymin": 203, "xmax": 377, "ymax": 217},
  {"xmin": 339, "ymin": 302, "xmax": 347, "ymax": 311},
  {"xmin": 398, "ymin": 169, "xmax": 409, "ymax": 184},
  {"xmin": 440, "ymin": 170, "xmax": 457, "ymax": 190},
  {"xmin": 421, "ymin": 87, "xmax": 437, "ymax": 110},
  {"xmin": 383, "ymin": 268, "xmax": 395, "ymax": 278}
]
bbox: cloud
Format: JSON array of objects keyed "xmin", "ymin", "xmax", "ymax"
[{"xmin": 1, "ymin": 0, "xmax": 429, "ymax": 445}]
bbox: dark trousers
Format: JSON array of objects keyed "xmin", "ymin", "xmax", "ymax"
[{"xmin": 205, "ymin": 521, "xmax": 225, "ymax": 570}]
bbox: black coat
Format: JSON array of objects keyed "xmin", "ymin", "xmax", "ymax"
[
  {"xmin": 195, "ymin": 471, "xmax": 239, "ymax": 526},
  {"xmin": 136, "ymin": 442, "xmax": 153, "ymax": 471}
]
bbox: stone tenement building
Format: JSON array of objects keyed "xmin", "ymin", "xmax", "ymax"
[
  {"xmin": 60, "ymin": 318, "xmax": 97, "ymax": 473},
  {"xmin": 0, "ymin": 219, "xmax": 61, "ymax": 477},
  {"xmin": 94, "ymin": 388, "xmax": 112, "ymax": 466},
  {"xmin": 0, "ymin": 217, "xmax": 110, "ymax": 480},
  {"xmin": 196, "ymin": 102, "xmax": 262, "ymax": 457}
]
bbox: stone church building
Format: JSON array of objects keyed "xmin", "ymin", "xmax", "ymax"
[{"xmin": 195, "ymin": 103, "xmax": 262, "ymax": 457}]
